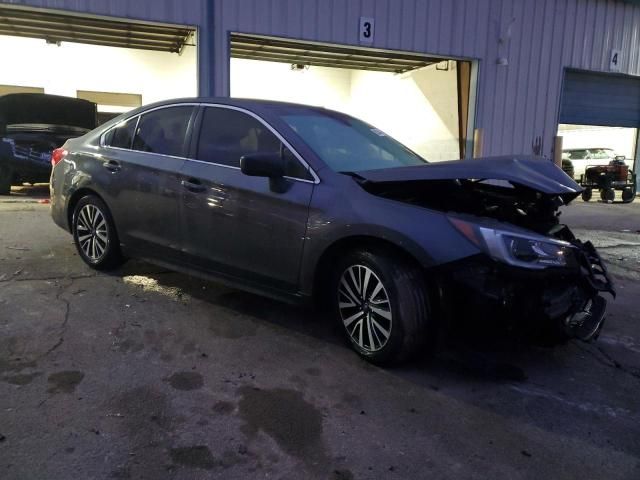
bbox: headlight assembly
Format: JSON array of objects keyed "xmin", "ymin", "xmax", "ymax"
[{"xmin": 450, "ymin": 217, "xmax": 571, "ymax": 269}]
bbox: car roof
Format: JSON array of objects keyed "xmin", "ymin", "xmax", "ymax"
[{"xmin": 139, "ymin": 96, "xmax": 342, "ymax": 116}]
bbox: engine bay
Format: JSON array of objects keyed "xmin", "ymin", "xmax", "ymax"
[{"xmin": 361, "ymin": 178, "xmax": 569, "ymax": 235}]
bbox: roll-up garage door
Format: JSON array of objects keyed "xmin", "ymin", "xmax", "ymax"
[{"xmin": 559, "ymin": 70, "xmax": 640, "ymax": 127}]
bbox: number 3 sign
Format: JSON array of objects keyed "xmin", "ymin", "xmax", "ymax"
[{"xmin": 359, "ymin": 17, "xmax": 374, "ymax": 44}]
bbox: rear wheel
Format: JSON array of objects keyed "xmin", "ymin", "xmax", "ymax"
[
  {"xmin": 72, "ymin": 195, "xmax": 124, "ymax": 270},
  {"xmin": 331, "ymin": 248, "xmax": 431, "ymax": 365}
]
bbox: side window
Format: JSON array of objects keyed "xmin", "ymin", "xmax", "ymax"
[
  {"xmin": 197, "ymin": 107, "xmax": 313, "ymax": 180},
  {"xmin": 132, "ymin": 106, "xmax": 194, "ymax": 157},
  {"xmin": 104, "ymin": 116, "xmax": 137, "ymax": 149}
]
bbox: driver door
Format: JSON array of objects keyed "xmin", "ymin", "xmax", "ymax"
[{"xmin": 179, "ymin": 105, "xmax": 315, "ymax": 293}]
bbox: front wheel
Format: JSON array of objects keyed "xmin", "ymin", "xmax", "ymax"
[
  {"xmin": 331, "ymin": 248, "xmax": 432, "ymax": 365},
  {"xmin": 72, "ymin": 195, "xmax": 124, "ymax": 270}
]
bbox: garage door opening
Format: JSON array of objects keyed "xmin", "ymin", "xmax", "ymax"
[
  {"xmin": 0, "ymin": 4, "xmax": 198, "ymax": 196},
  {"xmin": 559, "ymin": 124, "xmax": 637, "ymax": 182},
  {"xmin": 558, "ymin": 70, "xmax": 639, "ymax": 197},
  {"xmin": 0, "ymin": 4, "xmax": 197, "ymax": 123},
  {"xmin": 229, "ymin": 33, "xmax": 475, "ymax": 161}
]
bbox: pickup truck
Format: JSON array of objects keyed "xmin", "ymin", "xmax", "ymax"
[{"xmin": 0, "ymin": 93, "xmax": 97, "ymax": 195}]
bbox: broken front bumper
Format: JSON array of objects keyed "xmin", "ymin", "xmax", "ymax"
[
  {"xmin": 561, "ymin": 239, "xmax": 615, "ymax": 341},
  {"xmin": 439, "ymin": 240, "xmax": 615, "ymax": 343}
]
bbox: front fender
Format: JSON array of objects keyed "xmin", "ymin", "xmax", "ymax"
[{"xmin": 298, "ymin": 180, "xmax": 482, "ymax": 296}]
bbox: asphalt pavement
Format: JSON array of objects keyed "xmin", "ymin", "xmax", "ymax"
[{"xmin": 1, "ymin": 187, "xmax": 639, "ymax": 480}]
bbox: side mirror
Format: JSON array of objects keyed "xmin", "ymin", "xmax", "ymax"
[
  {"xmin": 240, "ymin": 152, "xmax": 284, "ymax": 178},
  {"xmin": 615, "ymin": 155, "xmax": 626, "ymax": 161}
]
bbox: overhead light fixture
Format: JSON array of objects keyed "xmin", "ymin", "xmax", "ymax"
[
  {"xmin": 45, "ymin": 39, "xmax": 61, "ymax": 47},
  {"xmin": 290, "ymin": 63, "xmax": 309, "ymax": 71},
  {"xmin": 435, "ymin": 60, "xmax": 449, "ymax": 71}
]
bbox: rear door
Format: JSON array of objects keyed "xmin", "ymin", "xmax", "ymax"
[
  {"xmin": 179, "ymin": 105, "xmax": 315, "ymax": 293},
  {"xmin": 101, "ymin": 104, "xmax": 196, "ymax": 261}
]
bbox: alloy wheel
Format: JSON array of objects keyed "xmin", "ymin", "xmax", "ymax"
[
  {"xmin": 338, "ymin": 265, "xmax": 393, "ymax": 352},
  {"xmin": 76, "ymin": 204, "xmax": 109, "ymax": 262}
]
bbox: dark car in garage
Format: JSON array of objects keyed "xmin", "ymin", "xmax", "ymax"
[
  {"xmin": 0, "ymin": 93, "xmax": 97, "ymax": 194},
  {"xmin": 49, "ymin": 98, "xmax": 615, "ymax": 364}
]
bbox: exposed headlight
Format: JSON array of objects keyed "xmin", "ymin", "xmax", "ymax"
[{"xmin": 450, "ymin": 218, "xmax": 571, "ymax": 269}]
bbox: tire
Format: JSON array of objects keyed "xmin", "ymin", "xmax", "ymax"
[
  {"xmin": 72, "ymin": 195, "xmax": 124, "ymax": 270},
  {"xmin": 561, "ymin": 160, "xmax": 574, "ymax": 180},
  {"xmin": 0, "ymin": 166, "xmax": 12, "ymax": 195},
  {"xmin": 622, "ymin": 187, "xmax": 635, "ymax": 203},
  {"xmin": 331, "ymin": 248, "xmax": 431, "ymax": 365},
  {"xmin": 581, "ymin": 188, "xmax": 592, "ymax": 202},
  {"xmin": 600, "ymin": 188, "xmax": 615, "ymax": 203}
]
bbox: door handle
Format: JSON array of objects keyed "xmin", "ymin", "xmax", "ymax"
[
  {"xmin": 102, "ymin": 160, "xmax": 121, "ymax": 172},
  {"xmin": 181, "ymin": 178, "xmax": 206, "ymax": 193}
]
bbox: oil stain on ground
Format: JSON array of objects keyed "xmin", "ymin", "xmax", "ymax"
[
  {"xmin": 1, "ymin": 372, "xmax": 41, "ymax": 385},
  {"xmin": 170, "ymin": 446, "xmax": 217, "ymax": 470},
  {"xmin": 237, "ymin": 386, "xmax": 328, "ymax": 469},
  {"xmin": 166, "ymin": 371, "xmax": 204, "ymax": 391},
  {"xmin": 212, "ymin": 400, "xmax": 235, "ymax": 415},
  {"xmin": 0, "ymin": 359, "xmax": 38, "ymax": 374},
  {"xmin": 109, "ymin": 386, "xmax": 185, "ymax": 479},
  {"xmin": 47, "ymin": 371, "xmax": 84, "ymax": 393}
]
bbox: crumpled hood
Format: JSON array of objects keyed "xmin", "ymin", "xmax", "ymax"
[{"xmin": 356, "ymin": 155, "xmax": 583, "ymax": 201}]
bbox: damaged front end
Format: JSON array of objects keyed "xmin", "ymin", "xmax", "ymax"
[
  {"xmin": 355, "ymin": 156, "xmax": 616, "ymax": 343},
  {"xmin": 437, "ymin": 228, "xmax": 614, "ymax": 344}
]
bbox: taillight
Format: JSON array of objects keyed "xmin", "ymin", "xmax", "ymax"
[{"xmin": 51, "ymin": 148, "xmax": 68, "ymax": 167}]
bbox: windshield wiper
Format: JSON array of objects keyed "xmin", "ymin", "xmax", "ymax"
[{"xmin": 339, "ymin": 171, "xmax": 368, "ymax": 184}]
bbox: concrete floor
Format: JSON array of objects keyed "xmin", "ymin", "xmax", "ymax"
[{"xmin": 1, "ymin": 188, "xmax": 639, "ymax": 480}]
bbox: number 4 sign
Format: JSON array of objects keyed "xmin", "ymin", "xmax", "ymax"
[
  {"xmin": 610, "ymin": 49, "xmax": 621, "ymax": 72},
  {"xmin": 359, "ymin": 17, "xmax": 374, "ymax": 44}
]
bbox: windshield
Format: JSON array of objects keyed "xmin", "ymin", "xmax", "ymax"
[
  {"xmin": 280, "ymin": 111, "xmax": 427, "ymax": 172},
  {"xmin": 590, "ymin": 148, "xmax": 615, "ymax": 159}
]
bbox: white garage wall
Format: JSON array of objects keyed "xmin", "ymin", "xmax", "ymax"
[
  {"xmin": 0, "ymin": 35, "xmax": 197, "ymax": 107},
  {"xmin": 230, "ymin": 59, "xmax": 459, "ymax": 161},
  {"xmin": 349, "ymin": 64, "xmax": 459, "ymax": 161},
  {"xmin": 230, "ymin": 58, "xmax": 351, "ymax": 112}
]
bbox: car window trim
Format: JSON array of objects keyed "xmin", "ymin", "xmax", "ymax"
[
  {"xmin": 195, "ymin": 103, "xmax": 320, "ymax": 185},
  {"xmin": 100, "ymin": 103, "xmax": 200, "ymax": 154},
  {"xmin": 98, "ymin": 102, "xmax": 320, "ymax": 185}
]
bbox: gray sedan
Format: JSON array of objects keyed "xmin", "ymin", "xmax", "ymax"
[{"xmin": 50, "ymin": 98, "xmax": 614, "ymax": 364}]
